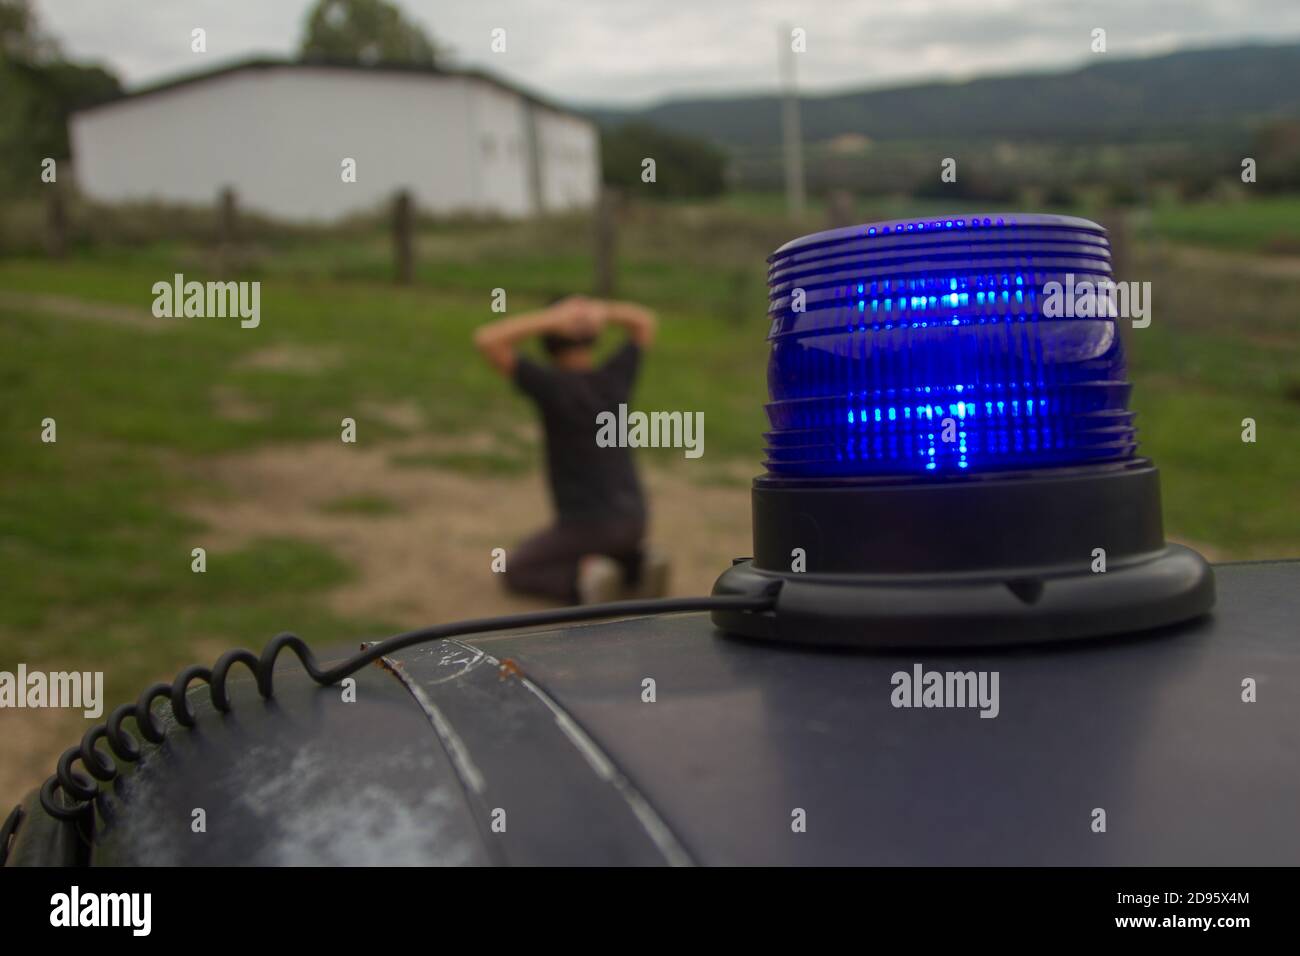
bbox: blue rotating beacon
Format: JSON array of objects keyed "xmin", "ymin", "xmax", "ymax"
[{"xmin": 712, "ymin": 214, "xmax": 1214, "ymax": 647}]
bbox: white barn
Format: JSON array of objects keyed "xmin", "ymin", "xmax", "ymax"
[{"xmin": 69, "ymin": 59, "xmax": 602, "ymax": 222}]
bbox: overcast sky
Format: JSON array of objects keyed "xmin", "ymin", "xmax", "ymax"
[{"xmin": 32, "ymin": 0, "xmax": 1300, "ymax": 107}]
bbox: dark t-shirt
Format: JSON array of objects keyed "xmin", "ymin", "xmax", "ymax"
[{"xmin": 513, "ymin": 341, "xmax": 646, "ymax": 524}]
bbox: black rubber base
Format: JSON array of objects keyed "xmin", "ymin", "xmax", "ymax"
[{"xmin": 711, "ymin": 460, "xmax": 1216, "ymax": 648}]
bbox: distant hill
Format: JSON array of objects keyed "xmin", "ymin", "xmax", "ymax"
[{"xmin": 586, "ymin": 43, "xmax": 1300, "ymax": 148}]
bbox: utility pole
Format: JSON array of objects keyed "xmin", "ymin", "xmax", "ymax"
[{"xmin": 779, "ymin": 25, "xmax": 806, "ymax": 218}]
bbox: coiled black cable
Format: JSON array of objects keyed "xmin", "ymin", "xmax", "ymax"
[
  {"xmin": 0, "ymin": 805, "xmax": 22, "ymax": 866},
  {"xmin": 34, "ymin": 593, "xmax": 775, "ymax": 829}
]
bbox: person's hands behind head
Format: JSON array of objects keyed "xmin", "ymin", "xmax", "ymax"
[
  {"xmin": 599, "ymin": 299, "xmax": 656, "ymax": 347},
  {"xmin": 554, "ymin": 295, "xmax": 608, "ymax": 338}
]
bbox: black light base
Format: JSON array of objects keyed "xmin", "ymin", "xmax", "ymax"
[{"xmin": 711, "ymin": 460, "xmax": 1215, "ymax": 648}]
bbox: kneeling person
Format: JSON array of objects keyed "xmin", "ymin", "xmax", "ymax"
[{"xmin": 473, "ymin": 295, "xmax": 668, "ymax": 603}]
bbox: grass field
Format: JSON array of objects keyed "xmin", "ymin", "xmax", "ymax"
[
  {"xmin": 1147, "ymin": 195, "xmax": 1300, "ymax": 253},
  {"xmin": 1, "ymin": 194, "xmax": 1298, "ymax": 804}
]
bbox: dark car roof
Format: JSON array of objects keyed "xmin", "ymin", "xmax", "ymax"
[{"xmin": 12, "ymin": 560, "xmax": 1299, "ymax": 866}]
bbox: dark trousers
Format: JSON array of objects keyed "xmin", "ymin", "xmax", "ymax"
[{"xmin": 504, "ymin": 515, "xmax": 645, "ymax": 603}]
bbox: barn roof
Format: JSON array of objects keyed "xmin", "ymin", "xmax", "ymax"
[{"xmin": 71, "ymin": 56, "xmax": 593, "ymax": 125}]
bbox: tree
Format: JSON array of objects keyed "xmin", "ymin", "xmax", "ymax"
[
  {"xmin": 0, "ymin": 0, "xmax": 54, "ymax": 61},
  {"xmin": 299, "ymin": 0, "xmax": 439, "ymax": 66},
  {"xmin": 601, "ymin": 122, "xmax": 727, "ymax": 200},
  {"xmin": 1250, "ymin": 120, "xmax": 1300, "ymax": 194},
  {"xmin": 0, "ymin": 0, "xmax": 121, "ymax": 194}
]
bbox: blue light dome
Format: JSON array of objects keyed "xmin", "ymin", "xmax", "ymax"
[{"xmin": 764, "ymin": 213, "xmax": 1136, "ymax": 477}]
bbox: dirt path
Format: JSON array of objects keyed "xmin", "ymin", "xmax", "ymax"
[
  {"xmin": 182, "ymin": 437, "xmax": 754, "ymax": 628},
  {"xmin": 0, "ymin": 290, "xmax": 172, "ymax": 330},
  {"xmin": 1161, "ymin": 244, "xmax": 1300, "ymax": 280}
]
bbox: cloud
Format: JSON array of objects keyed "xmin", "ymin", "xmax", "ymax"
[{"xmin": 32, "ymin": 0, "xmax": 1300, "ymax": 106}]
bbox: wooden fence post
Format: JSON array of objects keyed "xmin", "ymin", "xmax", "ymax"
[
  {"xmin": 593, "ymin": 186, "xmax": 619, "ymax": 297},
  {"xmin": 46, "ymin": 186, "xmax": 67, "ymax": 259},
  {"xmin": 215, "ymin": 186, "xmax": 238, "ymax": 275},
  {"xmin": 1103, "ymin": 207, "xmax": 1130, "ymax": 282},
  {"xmin": 1101, "ymin": 207, "xmax": 1133, "ymax": 352},
  {"xmin": 825, "ymin": 189, "xmax": 856, "ymax": 228},
  {"xmin": 393, "ymin": 190, "xmax": 414, "ymax": 285}
]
